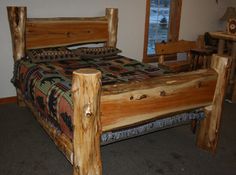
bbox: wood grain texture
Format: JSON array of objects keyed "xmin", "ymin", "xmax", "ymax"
[
  {"xmin": 169, "ymin": 0, "xmax": 182, "ymax": 42},
  {"xmin": 155, "ymin": 40, "xmax": 196, "ymax": 72},
  {"xmin": 26, "ymin": 19, "xmax": 109, "ymax": 49},
  {"xmin": 7, "ymin": 6, "xmax": 26, "ymax": 61},
  {"xmin": 101, "ymin": 69, "xmax": 217, "ymax": 131},
  {"xmin": 72, "ymin": 69, "xmax": 102, "ymax": 175},
  {"xmin": 197, "ymin": 55, "xmax": 231, "ymax": 153},
  {"xmin": 8, "ymin": 7, "xmax": 118, "ymax": 50},
  {"xmin": 106, "ymin": 8, "xmax": 118, "ymax": 47},
  {"xmin": 156, "ymin": 40, "xmax": 196, "ymax": 55},
  {"xmin": 209, "ymin": 32, "xmax": 236, "ymax": 42}
]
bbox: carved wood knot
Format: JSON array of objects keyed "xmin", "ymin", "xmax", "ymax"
[
  {"xmin": 130, "ymin": 94, "xmax": 147, "ymax": 101},
  {"xmin": 74, "ymin": 165, "xmax": 80, "ymax": 173},
  {"xmin": 84, "ymin": 104, "xmax": 93, "ymax": 118},
  {"xmin": 197, "ymin": 81, "xmax": 202, "ymax": 88},
  {"xmin": 66, "ymin": 32, "xmax": 71, "ymax": 37},
  {"xmin": 138, "ymin": 94, "xmax": 147, "ymax": 100},
  {"xmin": 160, "ymin": 90, "xmax": 166, "ymax": 96}
]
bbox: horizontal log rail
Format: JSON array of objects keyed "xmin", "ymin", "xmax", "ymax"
[{"xmin": 101, "ymin": 69, "xmax": 217, "ymax": 131}]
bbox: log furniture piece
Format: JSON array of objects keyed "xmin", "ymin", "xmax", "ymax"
[
  {"xmin": 155, "ymin": 40, "xmax": 197, "ymax": 72},
  {"xmin": 209, "ymin": 31, "xmax": 236, "ymax": 102},
  {"xmin": 8, "ymin": 6, "xmax": 231, "ymax": 175}
]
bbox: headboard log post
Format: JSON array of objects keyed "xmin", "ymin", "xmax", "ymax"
[
  {"xmin": 7, "ymin": 6, "xmax": 27, "ymax": 62},
  {"xmin": 72, "ymin": 69, "xmax": 102, "ymax": 175},
  {"xmin": 106, "ymin": 8, "xmax": 118, "ymax": 47},
  {"xmin": 196, "ymin": 54, "xmax": 231, "ymax": 153}
]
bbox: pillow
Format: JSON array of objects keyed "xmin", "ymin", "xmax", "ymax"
[
  {"xmin": 27, "ymin": 47, "xmax": 79, "ymax": 63},
  {"xmin": 74, "ymin": 47, "xmax": 121, "ymax": 58}
]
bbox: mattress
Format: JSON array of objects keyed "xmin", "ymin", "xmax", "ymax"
[{"xmin": 12, "ymin": 54, "xmax": 204, "ymax": 144}]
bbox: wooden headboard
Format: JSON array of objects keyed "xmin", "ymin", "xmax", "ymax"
[{"xmin": 7, "ymin": 6, "xmax": 118, "ymax": 62}]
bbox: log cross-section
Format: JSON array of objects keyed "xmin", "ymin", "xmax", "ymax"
[{"xmin": 72, "ymin": 69, "xmax": 102, "ymax": 175}]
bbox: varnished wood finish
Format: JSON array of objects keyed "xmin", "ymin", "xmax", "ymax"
[
  {"xmin": 7, "ymin": 6, "xmax": 26, "ymax": 62},
  {"xmin": 143, "ymin": 0, "xmax": 182, "ymax": 63},
  {"xmin": 0, "ymin": 96, "xmax": 17, "ymax": 105},
  {"xmin": 7, "ymin": 6, "xmax": 231, "ymax": 175},
  {"xmin": 197, "ymin": 55, "xmax": 231, "ymax": 153},
  {"xmin": 156, "ymin": 40, "xmax": 196, "ymax": 55},
  {"xmin": 101, "ymin": 69, "xmax": 216, "ymax": 131},
  {"xmin": 169, "ymin": 0, "xmax": 182, "ymax": 42},
  {"xmin": 106, "ymin": 8, "xmax": 118, "ymax": 47},
  {"xmin": 72, "ymin": 69, "xmax": 102, "ymax": 175},
  {"xmin": 209, "ymin": 31, "xmax": 236, "ymax": 102},
  {"xmin": 155, "ymin": 40, "xmax": 196, "ymax": 72},
  {"xmin": 26, "ymin": 18, "xmax": 109, "ymax": 49},
  {"xmin": 25, "ymin": 8, "xmax": 118, "ymax": 49},
  {"xmin": 7, "ymin": 7, "xmax": 118, "ymax": 50},
  {"xmin": 209, "ymin": 32, "xmax": 236, "ymax": 42}
]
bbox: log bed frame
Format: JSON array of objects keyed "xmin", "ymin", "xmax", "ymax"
[{"xmin": 7, "ymin": 6, "xmax": 231, "ymax": 175}]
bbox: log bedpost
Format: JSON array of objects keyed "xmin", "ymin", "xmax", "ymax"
[
  {"xmin": 106, "ymin": 8, "xmax": 118, "ymax": 47},
  {"xmin": 7, "ymin": 6, "xmax": 27, "ymax": 62},
  {"xmin": 72, "ymin": 69, "xmax": 102, "ymax": 175},
  {"xmin": 7, "ymin": 6, "xmax": 27, "ymax": 107},
  {"xmin": 196, "ymin": 55, "xmax": 231, "ymax": 153}
]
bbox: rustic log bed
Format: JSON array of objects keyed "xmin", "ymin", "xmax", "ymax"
[{"xmin": 7, "ymin": 6, "xmax": 231, "ymax": 175}]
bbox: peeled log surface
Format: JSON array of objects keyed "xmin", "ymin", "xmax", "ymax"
[
  {"xmin": 197, "ymin": 55, "xmax": 231, "ymax": 153},
  {"xmin": 106, "ymin": 8, "xmax": 118, "ymax": 47},
  {"xmin": 72, "ymin": 69, "xmax": 102, "ymax": 175},
  {"xmin": 7, "ymin": 6, "xmax": 26, "ymax": 61},
  {"xmin": 101, "ymin": 69, "xmax": 217, "ymax": 131}
]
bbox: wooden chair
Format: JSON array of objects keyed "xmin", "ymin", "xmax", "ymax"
[
  {"xmin": 189, "ymin": 34, "xmax": 218, "ymax": 70},
  {"xmin": 155, "ymin": 40, "xmax": 197, "ymax": 72}
]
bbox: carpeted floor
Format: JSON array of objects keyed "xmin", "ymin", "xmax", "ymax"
[{"xmin": 0, "ymin": 102, "xmax": 236, "ymax": 175}]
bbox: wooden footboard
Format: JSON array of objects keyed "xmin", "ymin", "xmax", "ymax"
[
  {"xmin": 71, "ymin": 55, "xmax": 230, "ymax": 175},
  {"xmin": 7, "ymin": 6, "xmax": 231, "ymax": 175}
]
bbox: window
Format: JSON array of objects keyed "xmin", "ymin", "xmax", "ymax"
[{"xmin": 143, "ymin": 0, "xmax": 182, "ymax": 63}]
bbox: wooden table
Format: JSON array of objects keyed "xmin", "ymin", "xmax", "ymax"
[{"xmin": 209, "ymin": 31, "xmax": 236, "ymax": 102}]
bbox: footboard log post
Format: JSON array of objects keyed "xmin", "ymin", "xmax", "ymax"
[
  {"xmin": 72, "ymin": 69, "xmax": 102, "ymax": 175},
  {"xmin": 196, "ymin": 55, "xmax": 231, "ymax": 153}
]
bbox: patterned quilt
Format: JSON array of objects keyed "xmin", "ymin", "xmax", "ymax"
[
  {"xmin": 12, "ymin": 55, "xmax": 168, "ymax": 140},
  {"xmin": 13, "ymin": 54, "xmax": 204, "ymax": 144}
]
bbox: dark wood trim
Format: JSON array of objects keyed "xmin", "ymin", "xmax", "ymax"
[
  {"xmin": 0, "ymin": 96, "xmax": 17, "ymax": 105},
  {"xmin": 142, "ymin": 0, "xmax": 182, "ymax": 63},
  {"xmin": 142, "ymin": 0, "xmax": 151, "ymax": 63}
]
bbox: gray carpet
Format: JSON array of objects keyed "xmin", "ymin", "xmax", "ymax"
[{"xmin": 0, "ymin": 102, "xmax": 236, "ymax": 175}]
